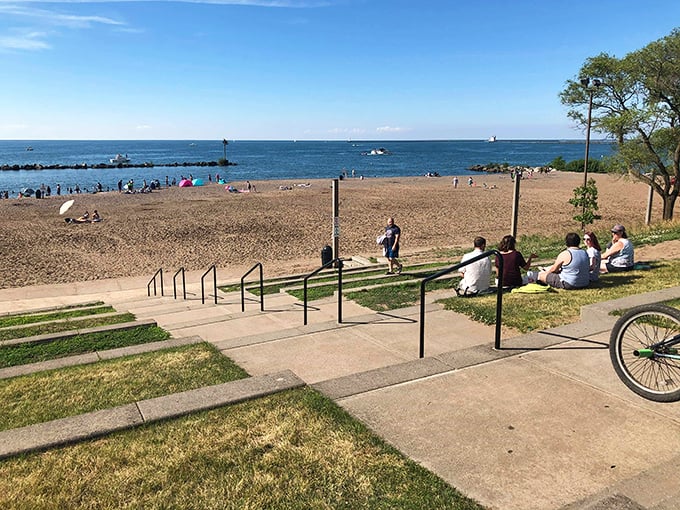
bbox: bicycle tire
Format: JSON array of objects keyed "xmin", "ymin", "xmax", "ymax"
[{"xmin": 610, "ymin": 303, "xmax": 680, "ymax": 402}]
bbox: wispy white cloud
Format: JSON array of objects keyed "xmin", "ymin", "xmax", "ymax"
[
  {"xmin": 376, "ymin": 126, "xmax": 409, "ymax": 133},
  {"xmin": 0, "ymin": 4, "xmax": 124, "ymax": 28},
  {"xmin": 136, "ymin": 125, "xmax": 152, "ymax": 130},
  {"xmin": 0, "ymin": 31, "xmax": 50, "ymax": 51}
]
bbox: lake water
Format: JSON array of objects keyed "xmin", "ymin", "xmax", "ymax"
[{"xmin": 0, "ymin": 139, "xmax": 614, "ymax": 195}]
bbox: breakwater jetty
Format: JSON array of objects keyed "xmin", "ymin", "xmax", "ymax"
[{"xmin": 0, "ymin": 160, "xmax": 237, "ymax": 171}]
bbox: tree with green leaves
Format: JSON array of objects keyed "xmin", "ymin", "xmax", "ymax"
[
  {"xmin": 569, "ymin": 177, "xmax": 601, "ymax": 230},
  {"xmin": 560, "ymin": 28, "xmax": 680, "ymax": 220}
]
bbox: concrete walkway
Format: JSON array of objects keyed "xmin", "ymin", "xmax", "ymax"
[{"xmin": 1, "ymin": 271, "xmax": 680, "ymax": 509}]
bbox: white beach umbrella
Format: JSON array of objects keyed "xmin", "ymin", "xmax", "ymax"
[{"xmin": 59, "ymin": 199, "xmax": 75, "ymax": 215}]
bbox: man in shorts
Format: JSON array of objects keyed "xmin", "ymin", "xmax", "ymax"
[{"xmin": 384, "ymin": 217, "xmax": 402, "ymax": 274}]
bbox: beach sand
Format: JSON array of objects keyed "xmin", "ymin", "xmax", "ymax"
[{"xmin": 0, "ymin": 171, "xmax": 676, "ymax": 290}]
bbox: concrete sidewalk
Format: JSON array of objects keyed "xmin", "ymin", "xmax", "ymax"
[{"xmin": 1, "ymin": 273, "xmax": 680, "ymax": 509}]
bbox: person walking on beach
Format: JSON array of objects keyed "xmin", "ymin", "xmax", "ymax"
[
  {"xmin": 453, "ymin": 176, "xmax": 459, "ymax": 188},
  {"xmin": 384, "ymin": 217, "xmax": 402, "ymax": 275}
]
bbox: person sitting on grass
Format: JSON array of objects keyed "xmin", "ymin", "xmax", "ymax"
[
  {"xmin": 495, "ymin": 234, "xmax": 536, "ymax": 288},
  {"xmin": 458, "ymin": 236, "xmax": 491, "ymax": 296},
  {"xmin": 583, "ymin": 231, "xmax": 601, "ymax": 282},
  {"xmin": 537, "ymin": 232, "xmax": 590, "ymax": 290},
  {"xmin": 600, "ymin": 224, "xmax": 634, "ymax": 273}
]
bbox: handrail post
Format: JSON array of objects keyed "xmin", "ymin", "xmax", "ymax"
[
  {"xmin": 173, "ymin": 267, "xmax": 186, "ymax": 300},
  {"xmin": 259, "ymin": 263, "xmax": 264, "ymax": 311},
  {"xmin": 213, "ymin": 265, "xmax": 217, "ymax": 305},
  {"xmin": 303, "ymin": 257, "xmax": 336, "ymax": 326},
  {"xmin": 494, "ymin": 254, "xmax": 504, "ymax": 350},
  {"xmin": 201, "ymin": 264, "xmax": 216, "ymax": 305},
  {"xmin": 337, "ymin": 259, "xmax": 343, "ymax": 324},
  {"xmin": 240, "ymin": 262, "xmax": 264, "ymax": 312},
  {"xmin": 419, "ymin": 250, "xmax": 503, "ymax": 358},
  {"xmin": 147, "ymin": 268, "xmax": 164, "ymax": 297}
]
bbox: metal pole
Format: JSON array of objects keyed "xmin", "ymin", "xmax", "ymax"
[
  {"xmin": 583, "ymin": 91, "xmax": 594, "ymax": 191},
  {"xmin": 337, "ymin": 259, "xmax": 343, "ymax": 324},
  {"xmin": 332, "ymin": 179, "xmax": 339, "ymax": 262},
  {"xmin": 646, "ymin": 175, "xmax": 654, "ymax": 225},
  {"xmin": 510, "ymin": 173, "xmax": 520, "ymax": 238}
]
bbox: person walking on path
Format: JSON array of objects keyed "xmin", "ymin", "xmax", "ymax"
[{"xmin": 384, "ymin": 217, "xmax": 403, "ymax": 275}]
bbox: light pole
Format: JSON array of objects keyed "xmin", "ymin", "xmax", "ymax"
[{"xmin": 580, "ymin": 77, "xmax": 602, "ymax": 190}]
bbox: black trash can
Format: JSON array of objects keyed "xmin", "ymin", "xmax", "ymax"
[{"xmin": 321, "ymin": 245, "xmax": 333, "ymax": 266}]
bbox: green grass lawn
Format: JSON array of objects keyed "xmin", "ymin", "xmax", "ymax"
[
  {"xmin": 0, "ymin": 303, "xmax": 111, "ymax": 328},
  {"xmin": 0, "ymin": 343, "xmax": 248, "ymax": 431},
  {"xmin": 0, "ymin": 325, "xmax": 170, "ymax": 368},
  {"xmin": 439, "ymin": 259, "xmax": 680, "ymax": 333},
  {"xmin": 0, "ymin": 312, "xmax": 136, "ymax": 341},
  {"xmin": 0, "ymin": 388, "xmax": 482, "ymax": 510}
]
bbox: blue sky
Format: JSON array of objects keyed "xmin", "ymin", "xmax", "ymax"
[{"xmin": 1, "ymin": 0, "xmax": 679, "ymax": 140}]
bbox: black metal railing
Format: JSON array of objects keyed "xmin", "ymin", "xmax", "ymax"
[
  {"xmin": 419, "ymin": 250, "xmax": 504, "ymax": 358},
  {"xmin": 173, "ymin": 267, "xmax": 186, "ymax": 300},
  {"xmin": 201, "ymin": 264, "xmax": 217, "ymax": 305},
  {"xmin": 147, "ymin": 268, "xmax": 164, "ymax": 297},
  {"xmin": 241, "ymin": 262, "xmax": 264, "ymax": 312},
  {"xmin": 303, "ymin": 258, "xmax": 343, "ymax": 325}
]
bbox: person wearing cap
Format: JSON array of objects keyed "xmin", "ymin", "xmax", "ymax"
[
  {"xmin": 537, "ymin": 232, "xmax": 590, "ymax": 290},
  {"xmin": 600, "ymin": 224, "xmax": 634, "ymax": 272}
]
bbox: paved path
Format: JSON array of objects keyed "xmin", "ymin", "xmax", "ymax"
[{"xmin": 1, "ymin": 270, "xmax": 680, "ymax": 509}]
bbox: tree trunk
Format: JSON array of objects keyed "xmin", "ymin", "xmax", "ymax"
[{"xmin": 662, "ymin": 193, "xmax": 677, "ymax": 220}]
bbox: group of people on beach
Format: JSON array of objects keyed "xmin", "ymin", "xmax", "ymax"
[
  {"xmin": 65, "ymin": 210, "xmax": 102, "ymax": 224},
  {"xmin": 456, "ymin": 225, "xmax": 635, "ymax": 295}
]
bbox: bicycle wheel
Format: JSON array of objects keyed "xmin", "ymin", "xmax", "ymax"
[{"xmin": 610, "ymin": 303, "xmax": 680, "ymax": 402}]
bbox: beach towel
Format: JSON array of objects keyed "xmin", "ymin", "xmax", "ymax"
[{"xmin": 510, "ymin": 283, "xmax": 554, "ymax": 294}]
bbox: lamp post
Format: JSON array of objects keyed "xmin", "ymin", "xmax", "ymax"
[{"xmin": 580, "ymin": 77, "xmax": 602, "ymax": 191}]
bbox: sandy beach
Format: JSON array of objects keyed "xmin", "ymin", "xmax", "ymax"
[{"xmin": 0, "ymin": 171, "xmax": 674, "ymax": 290}]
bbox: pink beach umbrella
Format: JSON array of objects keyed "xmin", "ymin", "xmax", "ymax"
[{"xmin": 178, "ymin": 179, "xmax": 193, "ymax": 188}]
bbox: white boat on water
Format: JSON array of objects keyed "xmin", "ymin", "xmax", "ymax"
[
  {"xmin": 487, "ymin": 136, "xmax": 497, "ymax": 143},
  {"xmin": 110, "ymin": 154, "xmax": 130, "ymax": 164},
  {"xmin": 363, "ymin": 147, "xmax": 390, "ymax": 155}
]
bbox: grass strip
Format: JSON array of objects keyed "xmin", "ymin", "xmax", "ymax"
[
  {"xmin": 0, "ymin": 388, "xmax": 482, "ymax": 509},
  {"xmin": 0, "ymin": 343, "xmax": 248, "ymax": 431},
  {"xmin": 438, "ymin": 260, "xmax": 680, "ymax": 333},
  {"xmin": 347, "ymin": 278, "xmax": 455, "ymax": 311},
  {"xmin": 0, "ymin": 312, "xmax": 136, "ymax": 341},
  {"xmin": 0, "ymin": 325, "xmax": 170, "ymax": 368},
  {"xmin": 0, "ymin": 305, "xmax": 114, "ymax": 328}
]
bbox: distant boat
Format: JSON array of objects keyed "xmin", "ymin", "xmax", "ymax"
[
  {"xmin": 110, "ymin": 154, "xmax": 130, "ymax": 164},
  {"xmin": 25, "ymin": 146, "xmax": 33, "ymax": 151},
  {"xmin": 362, "ymin": 147, "xmax": 390, "ymax": 156},
  {"xmin": 189, "ymin": 143, "xmax": 196, "ymax": 146},
  {"xmin": 488, "ymin": 136, "xmax": 497, "ymax": 143}
]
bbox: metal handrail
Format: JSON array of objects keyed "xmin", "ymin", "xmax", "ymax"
[
  {"xmin": 419, "ymin": 249, "xmax": 504, "ymax": 358},
  {"xmin": 303, "ymin": 258, "xmax": 343, "ymax": 325},
  {"xmin": 147, "ymin": 268, "xmax": 164, "ymax": 297},
  {"xmin": 173, "ymin": 267, "xmax": 186, "ymax": 300},
  {"xmin": 241, "ymin": 262, "xmax": 265, "ymax": 312},
  {"xmin": 201, "ymin": 264, "xmax": 217, "ymax": 305}
]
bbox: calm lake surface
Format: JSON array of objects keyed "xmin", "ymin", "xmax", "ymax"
[{"xmin": 0, "ymin": 139, "xmax": 614, "ymax": 195}]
